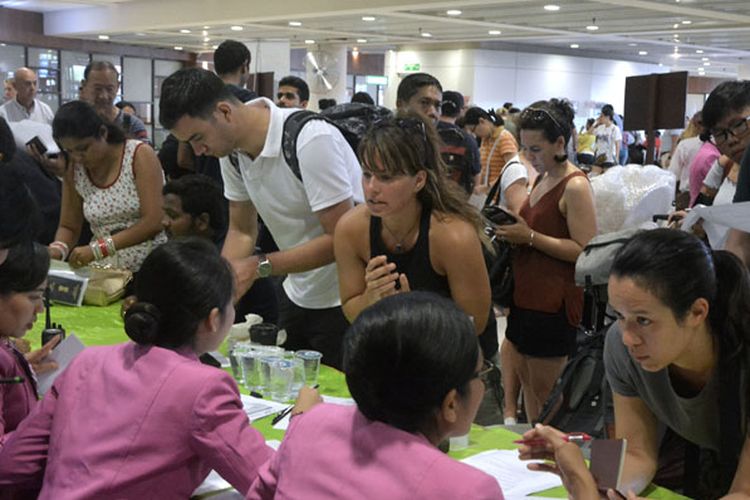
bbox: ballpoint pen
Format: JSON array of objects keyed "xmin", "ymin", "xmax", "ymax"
[
  {"xmin": 513, "ymin": 432, "xmax": 593, "ymax": 447},
  {"xmin": 0, "ymin": 376, "xmax": 25, "ymax": 384},
  {"xmin": 270, "ymin": 384, "xmax": 319, "ymax": 426}
]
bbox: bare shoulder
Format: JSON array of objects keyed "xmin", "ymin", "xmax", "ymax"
[
  {"xmin": 564, "ymin": 172, "xmax": 593, "ymax": 197},
  {"xmin": 430, "ymin": 212, "xmax": 479, "ymax": 249},
  {"xmin": 336, "ymin": 203, "xmax": 369, "ymax": 234}
]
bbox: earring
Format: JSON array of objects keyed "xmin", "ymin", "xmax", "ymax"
[{"xmin": 553, "ymin": 153, "xmax": 568, "ymax": 163}]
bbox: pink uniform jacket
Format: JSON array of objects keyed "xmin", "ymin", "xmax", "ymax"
[
  {"xmin": 0, "ymin": 340, "xmax": 37, "ymax": 447},
  {"xmin": 246, "ymin": 403, "xmax": 504, "ymax": 500},
  {"xmin": 0, "ymin": 342, "xmax": 273, "ymax": 499}
]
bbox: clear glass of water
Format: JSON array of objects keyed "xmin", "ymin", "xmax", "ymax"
[
  {"xmin": 259, "ymin": 355, "xmax": 282, "ymax": 394},
  {"xmin": 269, "ymin": 359, "xmax": 295, "ymax": 402},
  {"xmin": 240, "ymin": 350, "xmax": 264, "ymax": 392},
  {"xmin": 294, "ymin": 350, "xmax": 322, "ymax": 387}
]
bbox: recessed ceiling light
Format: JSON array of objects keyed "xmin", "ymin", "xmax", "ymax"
[
  {"xmin": 305, "ymin": 39, "xmax": 315, "ymax": 44},
  {"xmin": 98, "ymin": 35, "xmax": 110, "ymax": 40},
  {"xmin": 704, "ymin": 62, "xmax": 711, "ymax": 66},
  {"xmin": 682, "ymin": 20, "xmax": 692, "ymax": 25},
  {"xmin": 135, "ymin": 33, "xmax": 146, "ymax": 36},
  {"xmin": 289, "ymin": 21, "xmax": 302, "ymax": 27},
  {"xmin": 180, "ymin": 29, "xmax": 191, "ymax": 34},
  {"xmin": 639, "ymin": 51, "xmax": 648, "ymax": 55},
  {"xmin": 212, "ymin": 44, "xmax": 219, "ymax": 49},
  {"xmin": 670, "ymin": 53, "xmax": 681, "ymax": 59},
  {"xmin": 230, "ymin": 26, "xmax": 243, "ymax": 31},
  {"xmin": 203, "ymin": 37, "xmax": 210, "ymax": 42},
  {"xmin": 586, "ymin": 24, "xmax": 599, "ymax": 31},
  {"xmin": 570, "ymin": 44, "xmax": 579, "ymax": 48},
  {"xmin": 488, "ymin": 30, "xmax": 501, "ymax": 35},
  {"xmin": 421, "ymin": 32, "xmax": 433, "ymax": 38},
  {"xmin": 357, "ymin": 38, "xmax": 368, "ymax": 43},
  {"xmin": 362, "ymin": 16, "xmax": 376, "ymax": 22},
  {"xmin": 544, "ymin": 4, "xmax": 561, "ymax": 11},
  {"xmin": 702, "ymin": 57, "xmax": 709, "ymax": 61},
  {"xmin": 673, "ymin": 23, "xmax": 680, "ymax": 29},
  {"xmin": 174, "ymin": 46, "xmax": 183, "ymax": 50},
  {"xmin": 658, "ymin": 63, "xmax": 664, "ymax": 67},
  {"xmin": 203, "ymin": 26, "xmax": 211, "ymax": 29},
  {"xmin": 696, "ymin": 49, "xmax": 704, "ymax": 54},
  {"xmin": 628, "ymin": 43, "xmax": 638, "ymax": 46},
  {"xmin": 446, "ymin": 9, "xmax": 462, "ymax": 16}
]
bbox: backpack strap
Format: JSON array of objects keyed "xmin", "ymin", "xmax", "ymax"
[
  {"xmin": 483, "ymin": 159, "xmax": 521, "ymax": 208},
  {"xmin": 281, "ymin": 110, "xmax": 328, "ymax": 182}
]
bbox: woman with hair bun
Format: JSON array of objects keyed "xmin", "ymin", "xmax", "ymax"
[
  {"xmin": 463, "ymin": 107, "xmax": 521, "ymax": 200},
  {"xmin": 604, "ymin": 229, "xmax": 750, "ymax": 498},
  {"xmin": 494, "ymin": 98, "xmax": 596, "ymax": 423},
  {"xmin": 247, "ymin": 292, "xmax": 504, "ymax": 499},
  {"xmin": 0, "ymin": 239, "xmax": 280, "ymax": 497}
]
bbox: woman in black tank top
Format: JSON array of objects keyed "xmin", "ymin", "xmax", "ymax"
[{"xmin": 334, "ymin": 114, "xmax": 498, "ymax": 363}]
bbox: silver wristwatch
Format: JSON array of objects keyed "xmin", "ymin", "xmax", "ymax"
[{"xmin": 256, "ymin": 253, "xmax": 272, "ymax": 278}]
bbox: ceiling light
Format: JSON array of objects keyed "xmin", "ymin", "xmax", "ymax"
[
  {"xmin": 203, "ymin": 26, "xmax": 211, "ymax": 29},
  {"xmin": 658, "ymin": 63, "xmax": 664, "ymax": 67},
  {"xmin": 230, "ymin": 26, "xmax": 243, "ymax": 31},
  {"xmin": 135, "ymin": 33, "xmax": 146, "ymax": 36},
  {"xmin": 570, "ymin": 44, "xmax": 579, "ymax": 48},
  {"xmin": 639, "ymin": 51, "xmax": 648, "ymax": 55},
  {"xmin": 357, "ymin": 38, "xmax": 368, "ymax": 43},
  {"xmin": 628, "ymin": 43, "xmax": 637, "ymax": 46},
  {"xmin": 446, "ymin": 9, "xmax": 462, "ymax": 16},
  {"xmin": 362, "ymin": 16, "xmax": 376, "ymax": 22},
  {"xmin": 682, "ymin": 20, "xmax": 692, "ymax": 24},
  {"xmin": 353, "ymin": 46, "xmax": 359, "ymax": 52},
  {"xmin": 696, "ymin": 49, "xmax": 704, "ymax": 54},
  {"xmin": 702, "ymin": 57, "xmax": 709, "ymax": 61},
  {"xmin": 203, "ymin": 37, "xmax": 210, "ymax": 42},
  {"xmin": 544, "ymin": 4, "xmax": 561, "ymax": 11},
  {"xmin": 202, "ymin": 30, "xmax": 208, "ymax": 36},
  {"xmin": 305, "ymin": 39, "xmax": 315, "ymax": 44},
  {"xmin": 212, "ymin": 44, "xmax": 219, "ymax": 49},
  {"xmin": 180, "ymin": 29, "xmax": 191, "ymax": 34},
  {"xmin": 289, "ymin": 21, "xmax": 302, "ymax": 27},
  {"xmin": 703, "ymin": 62, "xmax": 711, "ymax": 66},
  {"xmin": 586, "ymin": 24, "xmax": 599, "ymax": 31},
  {"xmin": 670, "ymin": 53, "xmax": 681, "ymax": 59},
  {"xmin": 421, "ymin": 32, "xmax": 433, "ymax": 38},
  {"xmin": 98, "ymin": 35, "xmax": 110, "ymax": 40},
  {"xmin": 673, "ymin": 23, "xmax": 679, "ymax": 29},
  {"xmin": 174, "ymin": 46, "xmax": 183, "ymax": 50},
  {"xmin": 488, "ymin": 30, "xmax": 501, "ymax": 35}
]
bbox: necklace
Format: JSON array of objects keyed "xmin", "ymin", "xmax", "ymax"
[{"xmin": 382, "ymin": 215, "xmax": 420, "ymax": 254}]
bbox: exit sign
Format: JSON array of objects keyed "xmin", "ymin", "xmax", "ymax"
[{"xmin": 402, "ymin": 63, "xmax": 421, "ymax": 72}]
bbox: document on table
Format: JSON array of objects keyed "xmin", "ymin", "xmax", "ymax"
[
  {"xmin": 461, "ymin": 449, "xmax": 563, "ymax": 499},
  {"xmin": 240, "ymin": 394, "xmax": 289, "ymax": 422},
  {"xmin": 272, "ymin": 394, "xmax": 356, "ymax": 430},
  {"xmin": 36, "ymin": 334, "xmax": 86, "ymax": 395}
]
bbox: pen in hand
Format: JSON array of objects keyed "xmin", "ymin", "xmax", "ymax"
[
  {"xmin": 271, "ymin": 384, "xmax": 319, "ymax": 425},
  {"xmin": 514, "ymin": 432, "xmax": 592, "ymax": 447},
  {"xmin": 0, "ymin": 376, "xmax": 25, "ymax": 384}
]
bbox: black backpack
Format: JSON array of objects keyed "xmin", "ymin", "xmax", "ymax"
[
  {"xmin": 538, "ymin": 326, "xmax": 614, "ymax": 439},
  {"xmin": 437, "ymin": 126, "xmax": 475, "ymax": 194},
  {"xmin": 281, "ymin": 102, "xmax": 392, "ymax": 182}
]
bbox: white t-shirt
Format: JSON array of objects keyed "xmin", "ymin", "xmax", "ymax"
[
  {"xmin": 0, "ymin": 98, "xmax": 54, "ymax": 125},
  {"xmin": 593, "ymin": 123, "xmax": 622, "ymax": 164},
  {"xmin": 498, "ymin": 155, "xmax": 527, "ymax": 208},
  {"xmin": 221, "ymin": 98, "xmax": 364, "ymax": 309},
  {"xmin": 669, "ymin": 136, "xmax": 703, "ymax": 193}
]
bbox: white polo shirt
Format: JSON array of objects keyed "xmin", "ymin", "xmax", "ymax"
[
  {"xmin": 221, "ymin": 98, "xmax": 363, "ymax": 310},
  {"xmin": 0, "ymin": 98, "xmax": 54, "ymax": 125}
]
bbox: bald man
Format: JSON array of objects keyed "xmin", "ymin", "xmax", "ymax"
[{"xmin": 0, "ymin": 67, "xmax": 54, "ymax": 125}]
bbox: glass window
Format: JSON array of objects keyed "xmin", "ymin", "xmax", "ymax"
[
  {"xmin": 28, "ymin": 47, "xmax": 59, "ymax": 69},
  {"xmin": 0, "ymin": 44, "xmax": 25, "ymax": 104},
  {"xmin": 61, "ymin": 51, "xmax": 89, "ymax": 103},
  {"xmin": 27, "ymin": 48, "xmax": 60, "ymax": 110}
]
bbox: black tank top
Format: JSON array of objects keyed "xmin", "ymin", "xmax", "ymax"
[{"xmin": 369, "ymin": 207, "xmax": 498, "ymax": 357}]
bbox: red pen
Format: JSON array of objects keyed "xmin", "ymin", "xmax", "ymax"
[{"xmin": 513, "ymin": 432, "xmax": 592, "ymax": 447}]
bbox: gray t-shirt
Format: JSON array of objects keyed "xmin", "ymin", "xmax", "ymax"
[{"xmin": 604, "ymin": 322, "xmax": 723, "ymax": 451}]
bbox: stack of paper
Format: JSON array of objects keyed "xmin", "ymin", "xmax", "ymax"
[{"xmin": 461, "ymin": 449, "xmax": 563, "ymax": 499}]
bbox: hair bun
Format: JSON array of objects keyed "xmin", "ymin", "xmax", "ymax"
[
  {"xmin": 549, "ymin": 98, "xmax": 575, "ymax": 126},
  {"xmin": 124, "ymin": 302, "xmax": 162, "ymax": 345}
]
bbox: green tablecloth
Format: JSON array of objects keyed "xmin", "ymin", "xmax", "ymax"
[{"xmin": 28, "ymin": 301, "xmax": 686, "ymax": 499}]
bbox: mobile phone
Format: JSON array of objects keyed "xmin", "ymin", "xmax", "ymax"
[
  {"xmin": 483, "ymin": 205, "xmax": 517, "ymax": 226},
  {"xmin": 26, "ymin": 136, "xmax": 48, "ymax": 155}
]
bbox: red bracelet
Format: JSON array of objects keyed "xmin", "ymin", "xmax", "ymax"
[{"xmin": 98, "ymin": 238, "xmax": 109, "ymax": 258}]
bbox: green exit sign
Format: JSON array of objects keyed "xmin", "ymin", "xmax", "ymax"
[{"xmin": 402, "ymin": 63, "xmax": 421, "ymax": 72}]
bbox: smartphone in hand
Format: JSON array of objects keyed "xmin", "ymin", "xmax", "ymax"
[{"xmin": 26, "ymin": 136, "xmax": 48, "ymax": 155}]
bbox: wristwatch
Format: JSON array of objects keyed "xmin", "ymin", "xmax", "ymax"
[{"xmin": 256, "ymin": 253, "xmax": 272, "ymax": 279}]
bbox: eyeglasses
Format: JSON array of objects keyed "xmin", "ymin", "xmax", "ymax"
[
  {"xmin": 277, "ymin": 92, "xmax": 298, "ymax": 101},
  {"xmin": 710, "ymin": 116, "xmax": 750, "ymax": 146},
  {"xmin": 522, "ymin": 107, "xmax": 563, "ymax": 133},
  {"xmin": 473, "ymin": 359, "xmax": 496, "ymax": 386}
]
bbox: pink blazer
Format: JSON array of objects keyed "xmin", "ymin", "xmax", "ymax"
[
  {"xmin": 0, "ymin": 342, "xmax": 273, "ymax": 498},
  {"xmin": 246, "ymin": 403, "xmax": 504, "ymax": 500},
  {"xmin": 0, "ymin": 340, "xmax": 37, "ymax": 446}
]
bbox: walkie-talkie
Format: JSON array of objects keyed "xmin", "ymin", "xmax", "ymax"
[{"xmin": 41, "ymin": 285, "xmax": 65, "ymax": 347}]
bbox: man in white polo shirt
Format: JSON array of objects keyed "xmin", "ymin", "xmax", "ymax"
[
  {"xmin": 159, "ymin": 68, "xmax": 362, "ymax": 369},
  {"xmin": 0, "ymin": 67, "xmax": 54, "ymax": 125}
]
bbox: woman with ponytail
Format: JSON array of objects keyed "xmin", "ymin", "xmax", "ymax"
[
  {"xmin": 494, "ymin": 99, "xmax": 596, "ymax": 423},
  {"xmin": 335, "ymin": 113, "xmax": 503, "ymax": 424},
  {"xmin": 604, "ymin": 228, "xmax": 750, "ymax": 499},
  {"xmin": 0, "ymin": 239, "xmax": 281, "ymax": 497},
  {"xmin": 464, "ymin": 107, "xmax": 521, "ymax": 198}
]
